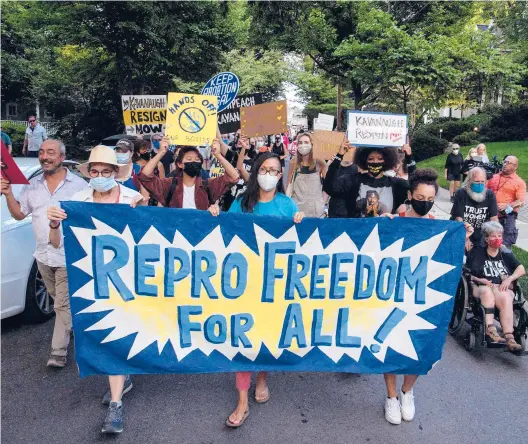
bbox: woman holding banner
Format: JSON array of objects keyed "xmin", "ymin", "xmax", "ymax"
[
  {"xmin": 286, "ymin": 133, "xmax": 327, "ymax": 217},
  {"xmin": 209, "ymin": 152, "xmax": 305, "ymax": 427},
  {"xmin": 324, "ymin": 142, "xmax": 408, "ymax": 217},
  {"xmin": 47, "ymin": 145, "xmax": 146, "ymax": 435}
]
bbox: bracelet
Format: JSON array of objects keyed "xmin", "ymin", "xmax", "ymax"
[
  {"xmin": 335, "ymin": 153, "xmax": 344, "ymax": 160},
  {"xmin": 49, "ymin": 222, "xmax": 60, "ymax": 229}
]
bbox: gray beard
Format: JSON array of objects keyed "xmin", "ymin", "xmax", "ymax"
[{"xmin": 466, "ymin": 185, "xmax": 486, "ymax": 203}]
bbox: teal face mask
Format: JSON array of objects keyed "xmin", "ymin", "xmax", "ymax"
[{"xmin": 471, "ymin": 183, "xmax": 485, "ymax": 193}]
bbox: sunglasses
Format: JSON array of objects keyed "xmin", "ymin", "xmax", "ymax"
[{"xmin": 28, "ymin": 120, "xmax": 36, "ymax": 123}]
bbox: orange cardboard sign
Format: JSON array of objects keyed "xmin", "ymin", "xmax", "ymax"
[
  {"xmin": 240, "ymin": 100, "xmax": 287, "ymax": 137},
  {"xmin": 311, "ymin": 130, "xmax": 348, "ymax": 160}
]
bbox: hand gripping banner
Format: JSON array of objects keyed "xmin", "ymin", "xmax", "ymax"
[{"xmin": 62, "ymin": 203, "xmax": 465, "ymax": 377}]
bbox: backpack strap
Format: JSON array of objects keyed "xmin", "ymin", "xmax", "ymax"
[{"xmin": 165, "ymin": 176, "xmax": 178, "ymax": 207}]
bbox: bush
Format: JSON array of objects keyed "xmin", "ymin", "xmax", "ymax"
[
  {"xmin": 0, "ymin": 122, "xmax": 27, "ymax": 155},
  {"xmin": 411, "ymin": 131, "xmax": 448, "ymax": 161},
  {"xmin": 479, "ymin": 105, "xmax": 528, "ymax": 142},
  {"xmin": 453, "ymin": 131, "xmax": 479, "ymax": 146}
]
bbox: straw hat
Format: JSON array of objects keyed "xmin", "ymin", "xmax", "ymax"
[{"xmin": 78, "ymin": 145, "xmax": 120, "ymax": 177}]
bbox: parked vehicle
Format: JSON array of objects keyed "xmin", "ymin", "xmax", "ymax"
[{"xmin": 1, "ymin": 158, "xmax": 83, "ymax": 321}]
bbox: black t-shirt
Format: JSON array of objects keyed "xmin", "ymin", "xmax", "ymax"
[
  {"xmin": 231, "ymin": 157, "xmax": 253, "ymax": 200},
  {"xmin": 461, "ymin": 159, "xmax": 484, "ymax": 176},
  {"xmin": 272, "ymin": 143, "xmax": 285, "ymax": 166},
  {"xmin": 451, "ymin": 188, "xmax": 498, "ymax": 242},
  {"xmin": 467, "ymin": 246, "xmax": 521, "ymax": 285},
  {"xmin": 444, "ymin": 153, "xmax": 464, "ymax": 175},
  {"xmin": 355, "ymin": 174, "xmax": 408, "ymax": 217}
]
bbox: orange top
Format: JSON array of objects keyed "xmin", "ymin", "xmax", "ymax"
[{"xmin": 486, "ymin": 172, "xmax": 526, "ymax": 211}]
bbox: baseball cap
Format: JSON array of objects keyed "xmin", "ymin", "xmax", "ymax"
[{"xmin": 115, "ymin": 139, "xmax": 134, "ymax": 151}]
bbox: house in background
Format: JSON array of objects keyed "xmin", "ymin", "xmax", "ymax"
[{"xmin": 1, "ymin": 99, "xmax": 58, "ymax": 134}]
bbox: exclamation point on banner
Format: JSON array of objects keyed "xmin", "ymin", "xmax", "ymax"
[{"xmin": 370, "ymin": 307, "xmax": 407, "ymax": 353}]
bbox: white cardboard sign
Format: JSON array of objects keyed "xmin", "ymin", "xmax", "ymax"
[{"xmin": 347, "ymin": 111, "xmax": 407, "ymax": 147}]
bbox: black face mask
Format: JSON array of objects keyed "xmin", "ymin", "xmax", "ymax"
[
  {"xmin": 183, "ymin": 161, "xmax": 202, "ymax": 177},
  {"xmin": 411, "ymin": 199, "xmax": 434, "ymax": 216},
  {"xmin": 367, "ymin": 162, "xmax": 384, "ymax": 175},
  {"xmin": 140, "ymin": 152, "xmax": 151, "ymax": 161}
]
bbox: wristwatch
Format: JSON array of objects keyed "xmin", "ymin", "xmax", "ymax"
[{"xmin": 49, "ymin": 221, "xmax": 60, "ymax": 229}]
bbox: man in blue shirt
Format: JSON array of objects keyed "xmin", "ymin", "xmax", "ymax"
[
  {"xmin": 1, "ymin": 130, "xmax": 12, "ymax": 153},
  {"xmin": 23, "ymin": 116, "xmax": 48, "ymax": 157}
]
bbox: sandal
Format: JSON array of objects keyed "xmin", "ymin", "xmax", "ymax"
[
  {"xmin": 504, "ymin": 333, "xmax": 522, "ymax": 352},
  {"xmin": 255, "ymin": 386, "xmax": 270, "ymax": 404},
  {"xmin": 226, "ymin": 410, "xmax": 249, "ymax": 428},
  {"xmin": 485, "ymin": 325, "xmax": 506, "ymax": 344}
]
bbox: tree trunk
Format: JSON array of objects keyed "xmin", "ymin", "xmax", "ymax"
[
  {"xmin": 352, "ymin": 81, "xmax": 362, "ymax": 110},
  {"xmin": 336, "ymin": 83, "xmax": 342, "ymax": 131}
]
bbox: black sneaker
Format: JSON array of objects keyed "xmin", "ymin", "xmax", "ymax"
[
  {"xmin": 102, "ymin": 375, "xmax": 133, "ymax": 405},
  {"xmin": 101, "ymin": 402, "xmax": 123, "ymax": 434}
]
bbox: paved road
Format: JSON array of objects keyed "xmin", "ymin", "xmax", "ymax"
[{"xmin": 2, "ymin": 315, "xmax": 527, "ymax": 444}]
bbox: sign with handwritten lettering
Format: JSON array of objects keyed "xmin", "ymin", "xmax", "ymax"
[
  {"xmin": 347, "ymin": 111, "xmax": 408, "ymax": 147},
  {"xmin": 165, "ymin": 93, "xmax": 218, "ymax": 146},
  {"xmin": 122, "ymin": 95, "xmax": 166, "ymax": 136}
]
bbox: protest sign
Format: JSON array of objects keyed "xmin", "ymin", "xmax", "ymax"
[
  {"xmin": 311, "ymin": 131, "xmax": 347, "ymax": 160},
  {"xmin": 218, "ymin": 94, "xmax": 263, "ymax": 134},
  {"xmin": 122, "ymin": 95, "xmax": 166, "ymax": 136},
  {"xmin": 63, "ymin": 203, "xmax": 465, "ymax": 377},
  {"xmin": 314, "ymin": 113, "xmax": 334, "ymax": 131},
  {"xmin": 202, "ymin": 72, "xmax": 240, "ymax": 113},
  {"xmin": 166, "ymin": 93, "xmax": 218, "ymax": 146},
  {"xmin": 347, "ymin": 111, "xmax": 408, "ymax": 147},
  {"xmin": 240, "ymin": 100, "xmax": 287, "ymax": 138},
  {"xmin": 1, "ymin": 143, "xmax": 29, "ymax": 185}
]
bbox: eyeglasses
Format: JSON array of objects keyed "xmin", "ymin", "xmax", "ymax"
[
  {"xmin": 503, "ymin": 160, "xmax": 516, "ymax": 165},
  {"xmin": 89, "ymin": 169, "xmax": 114, "ymax": 178},
  {"xmin": 258, "ymin": 167, "xmax": 280, "ymax": 176},
  {"xmin": 28, "ymin": 120, "xmax": 36, "ymax": 123}
]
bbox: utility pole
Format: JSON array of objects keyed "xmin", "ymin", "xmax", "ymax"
[{"xmin": 336, "ymin": 83, "xmax": 342, "ymax": 131}]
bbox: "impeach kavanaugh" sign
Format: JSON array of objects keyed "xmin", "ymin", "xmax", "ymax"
[{"xmin": 62, "ymin": 203, "xmax": 464, "ymax": 377}]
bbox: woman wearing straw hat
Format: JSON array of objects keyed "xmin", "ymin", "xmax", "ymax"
[{"xmin": 47, "ymin": 145, "xmax": 145, "ymax": 435}]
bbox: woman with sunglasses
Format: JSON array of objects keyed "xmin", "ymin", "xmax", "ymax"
[
  {"xmin": 209, "ymin": 152, "xmax": 304, "ymax": 427},
  {"xmin": 47, "ymin": 145, "xmax": 145, "ymax": 435}
]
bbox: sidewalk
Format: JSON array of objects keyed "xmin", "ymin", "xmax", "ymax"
[{"xmin": 432, "ymin": 187, "xmax": 528, "ymax": 251}]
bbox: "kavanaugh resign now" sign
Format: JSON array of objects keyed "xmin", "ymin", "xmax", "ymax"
[{"xmin": 62, "ymin": 203, "xmax": 464, "ymax": 377}]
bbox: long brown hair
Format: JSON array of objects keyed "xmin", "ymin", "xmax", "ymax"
[{"xmin": 294, "ymin": 133, "xmax": 316, "ymax": 171}]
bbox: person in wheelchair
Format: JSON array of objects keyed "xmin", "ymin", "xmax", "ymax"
[{"xmin": 466, "ymin": 221, "xmax": 526, "ymax": 351}]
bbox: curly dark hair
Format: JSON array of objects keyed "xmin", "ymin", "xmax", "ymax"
[
  {"xmin": 409, "ymin": 168, "xmax": 439, "ymax": 193},
  {"xmin": 239, "ymin": 152, "xmax": 284, "ymax": 213},
  {"xmin": 353, "ymin": 147, "xmax": 399, "ymax": 172}
]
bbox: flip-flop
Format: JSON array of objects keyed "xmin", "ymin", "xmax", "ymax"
[
  {"xmin": 255, "ymin": 388, "xmax": 270, "ymax": 404},
  {"xmin": 225, "ymin": 410, "xmax": 249, "ymax": 428}
]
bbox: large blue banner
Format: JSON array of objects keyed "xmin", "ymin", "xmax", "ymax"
[{"xmin": 62, "ymin": 203, "xmax": 465, "ymax": 377}]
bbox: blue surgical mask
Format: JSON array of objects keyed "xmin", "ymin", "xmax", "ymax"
[
  {"xmin": 152, "ymin": 140, "xmax": 160, "ymax": 150},
  {"xmin": 471, "ymin": 183, "xmax": 485, "ymax": 193},
  {"xmin": 115, "ymin": 152, "xmax": 130, "ymax": 165},
  {"xmin": 90, "ymin": 176, "xmax": 117, "ymax": 192}
]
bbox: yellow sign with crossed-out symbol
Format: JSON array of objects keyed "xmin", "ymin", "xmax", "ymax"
[{"xmin": 166, "ymin": 93, "xmax": 218, "ymax": 146}]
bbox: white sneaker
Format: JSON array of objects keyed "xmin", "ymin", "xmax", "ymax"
[
  {"xmin": 400, "ymin": 388, "xmax": 415, "ymax": 421},
  {"xmin": 384, "ymin": 397, "xmax": 401, "ymax": 425}
]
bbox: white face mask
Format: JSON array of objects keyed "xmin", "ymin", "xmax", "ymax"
[
  {"xmin": 453, "ymin": 150, "xmax": 459, "ymax": 155},
  {"xmin": 297, "ymin": 144, "xmax": 312, "ymax": 156},
  {"xmin": 257, "ymin": 173, "xmax": 280, "ymax": 191},
  {"xmin": 257, "ymin": 141, "xmax": 265, "ymax": 148},
  {"xmin": 115, "ymin": 152, "xmax": 131, "ymax": 165}
]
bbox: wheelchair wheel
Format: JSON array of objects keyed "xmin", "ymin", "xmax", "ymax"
[
  {"xmin": 465, "ymin": 331, "xmax": 476, "ymax": 351},
  {"xmin": 449, "ymin": 275, "xmax": 469, "ymax": 335}
]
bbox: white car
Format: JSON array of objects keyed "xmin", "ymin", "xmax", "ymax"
[{"xmin": 1, "ymin": 158, "xmax": 83, "ymax": 321}]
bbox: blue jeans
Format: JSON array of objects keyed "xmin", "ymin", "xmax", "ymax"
[{"xmin": 27, "ymin": 151, "xmax": 39, "ymax": 158}]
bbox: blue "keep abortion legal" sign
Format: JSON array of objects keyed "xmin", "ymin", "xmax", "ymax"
[{"xmin": 202, "ymin": 72, "xmax": 240, "ymax": 113}]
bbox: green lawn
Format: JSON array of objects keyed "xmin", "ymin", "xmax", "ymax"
[
  {"xmin": 417, "ymin": 140, "xmax": 528, "ymax": 190},
  {"xmin": 512, "ymin": 246, "xmax": 528, "ymax": 296}
]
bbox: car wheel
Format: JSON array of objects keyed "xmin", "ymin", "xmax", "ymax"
[{"xmin": 22, "ymin": 261, "xmax": 55, "ymax": 323}]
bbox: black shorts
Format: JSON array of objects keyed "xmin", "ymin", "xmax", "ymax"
[{"xmin": 447, "ymin": 173, "xmax": 461, "ymax": 181}]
